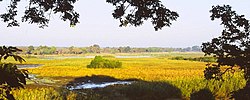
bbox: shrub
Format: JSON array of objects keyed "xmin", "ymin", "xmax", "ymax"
[
  {"xmin": 87, "ymin": 56, "xmax": 122, "ymax": 68},
  {"xmin": 172, "ymin": 56, "xmax": 185, "ymax": 60},
  {"xmin": 171, "ymin": 56, "xmax": 216, "ymax": 62}
]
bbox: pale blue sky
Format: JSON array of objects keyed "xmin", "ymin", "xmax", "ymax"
[{"xmin": 0, "ymin": 0, "xmax": 249, "ymax": 47}]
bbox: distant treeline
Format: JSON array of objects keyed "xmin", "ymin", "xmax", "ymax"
[{"xmin": 17, "ymin": 45, "xmax": 202, "ymax": 55}]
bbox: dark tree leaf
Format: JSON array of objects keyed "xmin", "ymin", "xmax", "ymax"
[
  {"xmin": 107, "ymin": 0, "xmax": 179, "ymax": 31},
  {"xmin": 202, "ymin": 6, "xmax": 250, "ymax": 98},
  {"xmin": 1, "ymin": 0, "xmax": 80, "ymax": 28},
  {"xmin": 0, "ymin": 46, "xmax": 27, "ymax": 100}
]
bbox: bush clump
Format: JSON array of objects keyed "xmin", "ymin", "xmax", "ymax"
[{"xmin": 87, "ymin": 56, "xmax": 122, "ymax": 68}]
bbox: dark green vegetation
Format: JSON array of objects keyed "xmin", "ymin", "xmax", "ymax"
[
  {"xmin": 87, "ymin": 56, "xmax": 122, "ymax": 68},
  {"xmin": 202, "ymin": 5, "xmax": 250, "ymax": 99},
  {"xmin": 0, "ymin": 46, "xmax": 28, "ymax": 100},
  {"xmin": 170, "ymin": 56, "xmax": 216, "ymax": 62}
]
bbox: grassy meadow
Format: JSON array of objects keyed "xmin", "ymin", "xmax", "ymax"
[{"xmin": 6, "ymin": 52, "xmax": 246, "ymax": 100}]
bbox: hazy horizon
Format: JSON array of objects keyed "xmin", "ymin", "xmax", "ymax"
[
  {"xmin": 1, "ymin": 0, "xmax": 250, "ymax": 48},
  {"xmin": 13, "ymin": 45, "xmax": 200, "ymax": 48}
]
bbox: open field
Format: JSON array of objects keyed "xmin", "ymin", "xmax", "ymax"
[{"xmin": 6, "ymin": 52, "xmax": 246, "ymax": 100}]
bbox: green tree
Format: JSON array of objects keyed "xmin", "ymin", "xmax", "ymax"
[
  {"xmin": 27, "ymin": 45, "xmax": 34, "ymax": 54},
  {"xmin": 89, "ymin": 44, "xmax": 101, "ymax": 53},
  {"xmin": 68, "ymin": 46, "xmax": 75, "ymax": 54},
  {"xmin": 80, "ymin": 47, "xmax": 88, "ymax": 54},
  {"xmin": 202, "ymin": 5, "xmax": 250, "ymax": 99},
  {"xmin": 124, "ymin": 46, "xmax": 131, "ymax": 53},
  {"xmin": 50, "ymin": 46, "xmax": 57, "ymax": 54},
  {"xmin": 34, "ymin": 46, "xmax": 57, "ymax": 55}
]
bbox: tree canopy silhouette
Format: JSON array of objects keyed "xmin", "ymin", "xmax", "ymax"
[
  {"xmin": 202, "ymin": 5, "xmax": 250, "ymax": 80},
  {"xmin": 0, "ymin": 46, "xmax": 28, "ymax": 100},
  {"xmin": 202, "ymin": 5, "xmax": 250, "ymax": 99},
  {"xmin": 0, "ymin": 0, "xmax": 179, "ymax": 31},
  {"xmin": 106, "ymin": 0, "xmax": 179, "ymax": 31},
  {"xmin": 0, "ymin": 0, "xmax": 79, "ymax": 28}
]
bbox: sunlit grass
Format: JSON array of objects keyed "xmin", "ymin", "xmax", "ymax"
[
  {"xmin": 6, "ymin": 53, "xmax": 246, "ymax": 99},
  {"xmin": 27, "ymin": 57, "xmax": 206, "ymax": 81}
]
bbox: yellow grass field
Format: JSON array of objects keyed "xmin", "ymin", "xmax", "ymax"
[
  {"xmin": 27, "ymin": 57, "xmax": 205, "ymax": 81},
  {"xmin": 5, "ymin": 53, "xmax": 246, "ymax": 99}
]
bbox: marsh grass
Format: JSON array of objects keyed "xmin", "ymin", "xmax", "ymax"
[{"xmin": 6, "ymin": 53, "xmax": 246, "ymax": 99}]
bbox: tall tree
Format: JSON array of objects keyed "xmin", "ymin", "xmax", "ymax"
[
  {"xmin": 202, "ymin": 5, "xmax": 250, "ymax": 99},
  {"xmin": 90, "ymin": 44, "xmax": 101, "ymax": 53}
]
